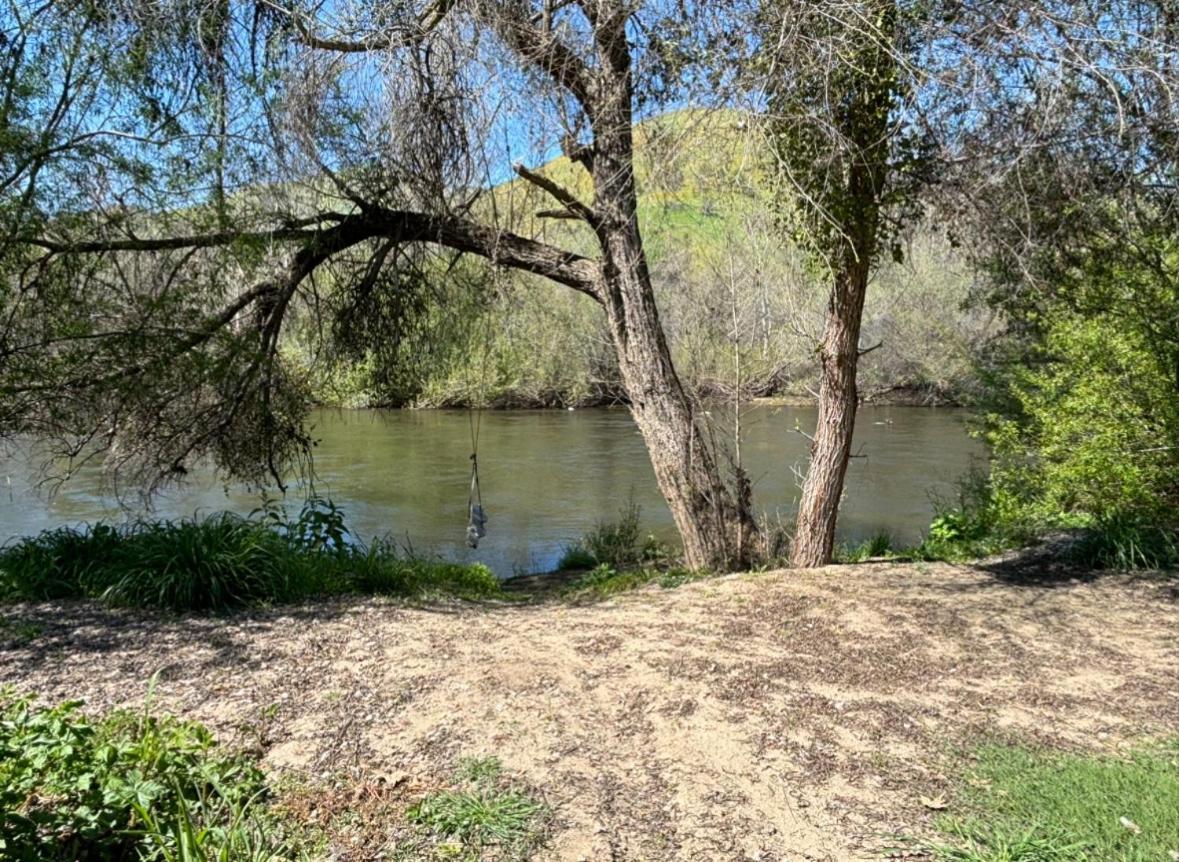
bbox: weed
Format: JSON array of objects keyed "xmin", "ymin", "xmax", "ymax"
[
  {"xmin": 0, "ymin": 688, "xmax": 276, "ymax": 862},
  {"xmin": 406, "ymin": 758, "xmax": 548, "ymax": 861}
]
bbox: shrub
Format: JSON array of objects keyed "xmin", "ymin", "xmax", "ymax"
[
  {"xmin": 558, "ymin": 497, "xmax": 661, "ymax": 571},
  {"xmin": 0, "ymin": 689, "xmax": 273, "ymax": 862},
  {"xmin": 974, "ymin": 311, "xmax": 1179, "ymax": 570}
]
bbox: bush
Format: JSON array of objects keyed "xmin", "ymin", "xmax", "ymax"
[
  {"xmin": 558, "ymin": 497, "xmax": 672, "ymax": 571},
  {"xmin": 914, "ymin": 470, "xmax": 1040, "ymax": 563},
  {"xmin": 0, "ymin": 689, "xmax": 280, "ymax": 862},
  {"xmin": 971, "ymin": 310, "xmax": 1179, "ymax": 570},
  {"xmin": 0, "ymin": 498, "xmax": 502, "ymax": 612}
]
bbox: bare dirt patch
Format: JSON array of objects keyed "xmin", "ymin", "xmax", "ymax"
[{"xmin": 2, "ymin": 561, "xmax": 1175, "ymax": 860}]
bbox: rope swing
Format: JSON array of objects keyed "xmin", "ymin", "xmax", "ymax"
[
  {"xmin": 466, "ymin": 414, "xmax": 487, "ymax": 549},
  {"xmin": 465, "ymin": 242, "xmax": 498, "ymax": 550}
]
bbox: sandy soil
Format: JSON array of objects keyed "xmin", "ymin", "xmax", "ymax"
[{"xmin": 2, "ymin": 557, "xmax": 1176, "ymax": 861}]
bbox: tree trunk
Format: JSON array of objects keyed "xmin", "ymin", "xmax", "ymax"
[
  {"xmin": 790, "ymin": 261, "xmax": 869, "ymax": 568},
  {"xmin": 589, "ymin": 61, "xmax": 756, "ymax": 572}
]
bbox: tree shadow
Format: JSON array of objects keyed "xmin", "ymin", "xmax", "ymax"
[{"xmin": 0, "ymin": 598, "xmax": 364, "ymax": 673}]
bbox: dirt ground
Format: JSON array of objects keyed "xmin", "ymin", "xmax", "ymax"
[{"xmin": 2, "ymin": 556, "xmax": 1176, "ymax": 861}]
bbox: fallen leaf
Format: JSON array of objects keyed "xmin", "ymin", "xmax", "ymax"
[
  {"xmin": 920, "ymin": 795, "xmax": 949, "ymax": 810},
  {"xmin": 1119, "ymin": 816, "xmax": 1141, "ymax": 835}
]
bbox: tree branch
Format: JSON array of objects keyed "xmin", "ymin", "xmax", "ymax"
[
  {"xmin": 28, "ymin": 208, "xmax": 604, "ymax": 301},
  {"xmin": 479, "ymin": 0, "xmax": 597, "ymax": 110},
  {"xmin": 513, "ymin": 162, "xmax": 598, "ymax": 226},
  {"xmin": 286, "ymin": 0, "xmax": 458, "ymax": 53}
]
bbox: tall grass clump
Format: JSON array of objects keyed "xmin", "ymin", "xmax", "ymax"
[
  {"xmin": 0, "ymin": 498, "xmax": 501, "ymax": 612},
  {"xmin": 836, "ymin": 529, "xmax": 897, "ymax": 563}
]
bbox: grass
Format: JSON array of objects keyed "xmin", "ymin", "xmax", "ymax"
[
  {"xmin": 928, "ymin": 740, "xmax": 1179, "ymax": 861},
  {"xmin": 0, "ymin": 499, "xmax": 502, "ymax": 612},
  {"xmin": 835, "ymin": 529, "xmax": 899, "ymax": 563},
  {"xmin": 406, "ymin": 756, "xmax": 549, "ymax": 861}
]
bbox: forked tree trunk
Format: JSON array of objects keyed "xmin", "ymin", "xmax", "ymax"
[{"xmin": 790, "ymin": 260, "xmax": 869, "ymax": 568}]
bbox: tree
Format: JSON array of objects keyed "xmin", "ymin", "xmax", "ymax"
[
  {"xmin": 759, "ymin": 0, "xmax": 928, "ymax": 566},
  {"xmin": 0, "ymin": 0, "xmax": 758, "ymax": 570}
]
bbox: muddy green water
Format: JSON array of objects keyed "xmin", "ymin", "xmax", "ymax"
[{"xmin": 0, "ymin": 406, "xmax": 982, "ymax": 575}]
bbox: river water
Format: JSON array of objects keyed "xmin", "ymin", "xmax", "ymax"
[{"xmin": 0, "ymin": 405, "xmax": 983, "ymax": 575}]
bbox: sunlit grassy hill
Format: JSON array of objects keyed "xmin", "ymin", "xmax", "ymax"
[{"xmin": 298, "ymin": 108, "xmax": 996, "ymax": 409}]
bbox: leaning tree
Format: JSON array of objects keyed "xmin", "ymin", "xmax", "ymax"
[{"xmin": 0, "ymin": 0, "xmax": 759, "ymax": 569}]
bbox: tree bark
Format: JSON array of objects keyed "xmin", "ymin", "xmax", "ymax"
[
  {"xmin": 790, "ymin": 259, "xmax": 869, "ymax": 568},
  {"xmin": 588, "ymin": 31, "xmax": 757, "ymax": 572}
]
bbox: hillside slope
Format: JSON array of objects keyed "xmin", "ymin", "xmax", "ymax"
[{"xmin": 301, "ymin": 110, "xmax": 997, "ymax": 409}]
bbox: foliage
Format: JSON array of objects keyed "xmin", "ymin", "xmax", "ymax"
[
  {"xmin": 404, "ymin": 756, "xmax": 548, "ymax": 861},
  {"xmin": 984, "ymin": 311, "xmax": 1179, "ymax": 569},
  {"xmin": 928, "ymin": 740, "xmax": 1179, "ymax": 862},
  {"xmin": 0, "ymin": 689, "xmax": 279, "ymax": 862},
  {"xmin": 558, "ymin": 497, "xmax": 672, "ymax": 571},
  {"xmin": 0, "ymin": 499, "xmax": 501, "ymax": 611},
  {"xmin": 835, "ymin": 530, "xmax": 897, "ymax": 563},
  {"xmin": 761, "ymin": 0, "xmax": 929, "ymax": 270},
  {"xmin": 913, "ymin": 470, "xmax": 1039, "ymax": 563}
]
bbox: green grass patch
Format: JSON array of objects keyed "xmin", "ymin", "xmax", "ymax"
[
  {"xmin": 929, "ymin": 740, "xmax": 1179, "ymax": 861},
  {"xmin": 0, "ymin": 498, "xmax": 501, "ymax": 612},
  {"xmin": 0, "ymin": 688, "xmax": 298, "ymax": 862},
  {"xmin": 404, "ymin": 755, "xmax": 548, "ymax": 861},
  {"xmin": 560, "ymin": 562, "xmax": 707, "ymax": 601}
]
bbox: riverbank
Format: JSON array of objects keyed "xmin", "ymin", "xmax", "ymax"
[
  {"xmin": 3, "ymin": 557, "xmax": 1174, "ymax": 860},
  {"xmin": 321, "ymin": 383, "xmax": 967, "ymax": 411}
]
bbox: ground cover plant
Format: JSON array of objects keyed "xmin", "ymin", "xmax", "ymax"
[
  {"xmin": 0, "ymin": 499, "xmax": 501, "ymax": 612},
  {"xmin": 0, "ymin": 688, "xmax": 292, "ymax": 862},
  {"xmin": 404, "ymin": 756, "xmax": 549, "ymax": 861},
  {"xmin": 929, "ymin": 740, "xmax": 1179, "ymax": 862}
]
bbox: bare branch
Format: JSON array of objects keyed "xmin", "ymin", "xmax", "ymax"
[{"xmin": 513, "ymin": 162, "xmax": 598, "ymax": 226}]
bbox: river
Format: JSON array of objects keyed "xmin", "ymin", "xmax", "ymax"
[{"xmin": 0, "ymin": 405, "xmax": 983, "ymax": 575}]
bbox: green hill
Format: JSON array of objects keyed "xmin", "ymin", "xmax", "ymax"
[{"xmin": 299, "ymin": 109, "xmax": 996, "ymax": 410}]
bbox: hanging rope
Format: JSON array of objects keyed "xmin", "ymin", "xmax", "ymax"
[
  {"xmin": 465, "ymin": 235, "xmax": 499, "ymax": 550},
  {"xmin": 466, "ymin": 406, "xmax": 487, "ymax": 548}
]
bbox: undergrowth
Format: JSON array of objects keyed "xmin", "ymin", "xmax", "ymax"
[
  {"xmin": 927, "ymin": 739, "xmax": 1179, "ymax": 861},
  {"xmin": 0, "ymin": 498, "xmax": 501, "ymax": 612},
  {"xmin": 0, "ymin": 687, "xmax": 298, "ymax": 862},
  {"xmin": 556, "ymin": 497, "xmax": 671, "ymax": 571}
]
